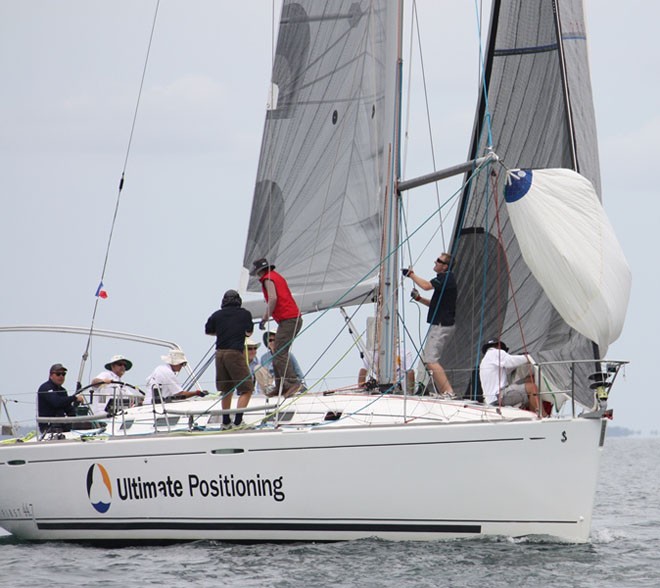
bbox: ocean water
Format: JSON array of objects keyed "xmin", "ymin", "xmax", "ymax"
[{"xmin": 1, "ymin": 437, "xmax": 658, "ymax": 588}]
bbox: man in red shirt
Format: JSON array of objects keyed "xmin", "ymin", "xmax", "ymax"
[{"xmin": 251, "ymin": 258, "xmax": 303, "ymax": 397}]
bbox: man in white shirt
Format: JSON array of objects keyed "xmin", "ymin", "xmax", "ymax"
[
  {"xmin": 90, "ymin": 354, "xmax": 138, "ymax": 411},
  {"xmin": 479, "ymin": 339, "xmax": 542, "ymax": 414},
  {"xmin": 145, "ymin": 350, "xmax": 205, "ymax": 404}
]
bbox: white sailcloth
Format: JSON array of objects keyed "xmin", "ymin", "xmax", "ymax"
[{"xmin": 504, "ymin": 168, "xmax": 630, "ymax": 352}]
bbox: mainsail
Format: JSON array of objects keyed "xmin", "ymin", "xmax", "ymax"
[
  {"xmin": 444, "ymin": 0, "xmax": 628, "ymax": 408},
  {"xmin": 241, "ymin": 1, "xmax": 399, "ymax": 314}
]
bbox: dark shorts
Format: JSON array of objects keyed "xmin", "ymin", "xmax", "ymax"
[{"xmin": 215, "ymin": 349, "xmax": 253, "ymax": 395}]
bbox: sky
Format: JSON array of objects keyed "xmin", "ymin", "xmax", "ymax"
[{"xmin": 0, "ymin": 1, "xmax": 657, "ymax": 434}]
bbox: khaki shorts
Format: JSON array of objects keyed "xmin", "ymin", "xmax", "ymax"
[
  {"xmin": 498, "ymin": 384, "xmax": 528, "ymax": 407},
  {"xmin": 422, "ymin": 324, "xmax": 455, "ymax": 364},
  {"xmin": 215, "ymin": 349, "xmax": 253, "ymax": 395}
]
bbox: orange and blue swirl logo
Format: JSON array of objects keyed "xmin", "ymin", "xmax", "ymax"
[{"xmin": 86, "ymin": 463, "xmax": 112, "ymax": 513}]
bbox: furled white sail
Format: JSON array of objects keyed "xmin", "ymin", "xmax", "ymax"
[{"xmin": 504, "ymin": 168, "xmax": 631, "ymax": 352}]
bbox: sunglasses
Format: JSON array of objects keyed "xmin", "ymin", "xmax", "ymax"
[
  {"xmin": 52, "ymin": 372, "xmax": 66, "ymax": 377},
  {"xmin": 436, "ymin": 258, "xmax": 448, "ymax": 265},
  {"xmin": 114, "ymin": 363, "xmax": 128, "ymax": 368},
  {"xmin": 268, "ymin": 338, "xmax": 276, "ymax": 343}
]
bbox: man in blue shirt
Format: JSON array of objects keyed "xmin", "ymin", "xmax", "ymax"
[
  {"xmin": 37, "ymin": 363, "xmax": 84, "ymax": 432},
  {"xmin": 260, "ymin": 331, "xmax": 306, "ymax": 395}
]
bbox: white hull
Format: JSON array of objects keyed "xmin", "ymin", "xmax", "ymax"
[{"xmin": 0, "ymin": 397, "xmax": 606, "ymax": 543}]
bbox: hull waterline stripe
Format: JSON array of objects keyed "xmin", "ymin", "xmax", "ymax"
[{"xmin": 36, "ymin": 520, "xmax": 481, "ymax": 533}]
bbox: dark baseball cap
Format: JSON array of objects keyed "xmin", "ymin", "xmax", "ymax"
[{"xmin": 49, "ymin": 363, "xmax": 67, "ymax": 373}]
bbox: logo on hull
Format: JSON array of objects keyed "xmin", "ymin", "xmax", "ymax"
[{"xmin": 86, "ymin": 463, "xmax": 112, "ymax": 513}]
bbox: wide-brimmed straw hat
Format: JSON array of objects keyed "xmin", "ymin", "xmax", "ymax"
[
  {"xmin": 161, "ymin": 349, "xmax": 188, "ymax": 366},
  {"xmin": 104, "ymin": 355, "xmax": 133, "ymax": 371}
]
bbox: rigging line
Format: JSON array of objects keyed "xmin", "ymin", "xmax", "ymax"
[
  {"xmin": 180, "ymin": 343, "xmax": 215, "ymax": 392},
  {"xmin": 400, "ymin": 0, "xmax": 416, "ymax": 183},
  {"xmin": 413, "ymin": 161, "xmax": 491, "ymax": 376},
  {"xmin": 265, "ymin": 291, "xmax": 372, "ymax": 392},
  {"xmin": 304, "ymin": 301, "xmax": 369, "ymax": 389},
  {"xmin": 488, "ymin": 170, "xmax": 535, "ymax": 410},
  {"xmin": 399, "ymin": 0, "xmax": 417, "ymax": 269},
  {"xmin": 77, "ymin": 0, "xmax": 161, "ymax": 387},
  {"xmin": 490, "ymin": 169, "xmax": 531, "ymax": 360},
  {"xmin": 473, "ymin": 0, "xmax": 493, "ymax": 149},
  {"xmin": 400, "ymin": 161, "xmax": 490, "ymax": 256},
  {"xmin": 397, "ymin": 306, "xmax": 424, "ymax": 374},
  {"xmin": 409, "ymin": 194, "xmax": 461, "ymax": 271},
  {"xmin": 263, "ymin": 3, "xmax": 378, "ymax": 325},
  {"xmin": 412, "ymin": 1, "xmax": 445, "ymax": 250},
  {"xmin": 472, "ymin": 166, "xmax": 494, "ymax": 400},
  {"xmin": 281, "ymin": 164, "xmax": 491, "ymax": 388},
  {"xmin": 260, "ymin": 0, "xmax": 277, "ymax": 260},
  {"xmin": 473, "ymin": 165, "xmax": 503, "ymax": 403},
  {"xmin": 395, "ymin": 164, "xmax": 488, "ymax": 359}
]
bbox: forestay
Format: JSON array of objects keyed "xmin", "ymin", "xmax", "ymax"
[{"xmin": 241, "ymin": 1, "xmax": 399, "ymax": 314}]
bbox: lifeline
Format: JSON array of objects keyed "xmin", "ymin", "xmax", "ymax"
[{"xmin": 116, "ymin": 473, "xmax": 286, "ymax": 502}]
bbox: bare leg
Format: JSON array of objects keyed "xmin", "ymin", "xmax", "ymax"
[
  {"xmin": 221, "ymin": 392, "xmax": 233, "ymax": 412},
  {"xmin": 406, "ymin": 369, "xmax": 415, "ymax": 394},
  {"xmin": 525, "ymin": 381, "xmax": 545, "ymax": 416},
  {"xmin": 237, "ymin": 392, "xmax": 251, "ymax": 410},
  {"xmin": 426, "ymin": 361, "xmax": 453, "ymax": 395}
]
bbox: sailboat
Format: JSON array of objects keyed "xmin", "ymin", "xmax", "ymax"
[{"xmin": 0, "ymin": 0, "xmax": 630, "ymax": 543}]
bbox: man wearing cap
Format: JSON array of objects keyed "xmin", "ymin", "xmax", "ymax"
[
  {"xmin": 259, "ymin": 330, "xmax": 306, "ymax": 394},
  {"xmin": 479, "ymin": 339, "xmax": 543, "ymax": 415},
  {"xmin": 37, "ymin": 364, "xmax": 84, "ymax": 432},
  {"xmin": 246, "ymin": 337, "xmax": 272, "ymax": 395},
  {"xmin": 90, "ymin": 354, "xmax": 135, "ymax": 411},
  {"xmin": 145, "ymin": 350, "xmax": 204, "ymax": 404},
  {"xmin": 205, "ymin": 289, "xmax": 254, "ymax": 427},
  {"xmin": 404, "ymin": 253, "xmax": 457, "ymax": 396},
  {"xmin": 251, "ymin": 258, "xmax": 303, "ymax": 397}
]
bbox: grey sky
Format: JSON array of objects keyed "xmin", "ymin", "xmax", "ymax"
[{"xmin": 1, "ymin": 1, "xmax": 656, "ymax": 433}]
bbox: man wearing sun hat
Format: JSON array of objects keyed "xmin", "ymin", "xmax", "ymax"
[
  {"xmin": 145, "ymin": 349, "xmax": 205, "ymax": 404},
  {"xmin": 90, "ymin": 354, "xmax": 135, "ymax": 411},
  {"xmin": 479, "ymin": 339, "xmax": 543, "ymax": 415},
  {"xmin": 91, "ymin": 354, "xmax": 133, "ymax": 386},
  {"xmin": 37, "ymin": 363, "xmax": 84, "ymax": 432}
]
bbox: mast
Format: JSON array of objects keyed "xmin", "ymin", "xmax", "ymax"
[{"xmin": 377, "ymin": 0, "xmax": 404, "ymax": 386}]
